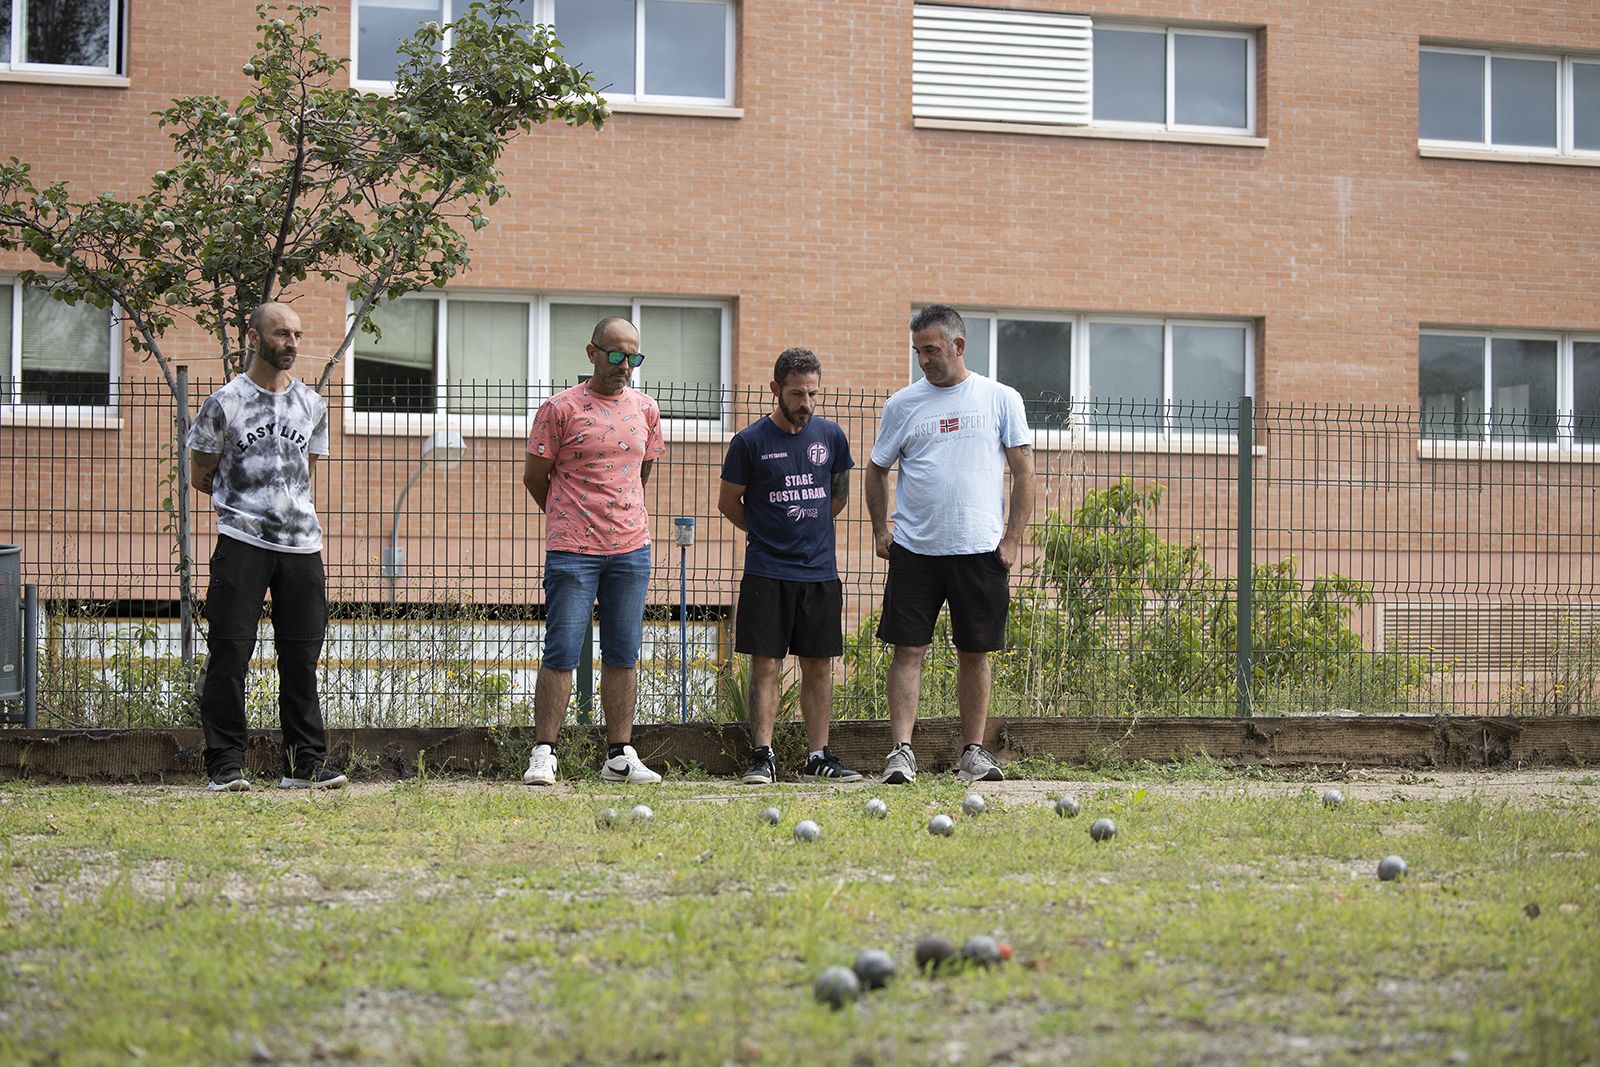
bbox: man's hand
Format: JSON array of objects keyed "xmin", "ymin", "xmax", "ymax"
[
  {"xmin": 873, "ymin": 529, "xmax": 894, "ymax": 561},
  {"xmin": 997, "ymin": 532, "xmax": 1023, "ymax": 570}
]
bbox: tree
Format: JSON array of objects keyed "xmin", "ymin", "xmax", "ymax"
[
  {"xmin": 0, "ymin": 0, "xmax": 608, "ymax": 392},
  {"xmin": 0, "ymin": 0, "xmax": 607, "ymax": 703}
]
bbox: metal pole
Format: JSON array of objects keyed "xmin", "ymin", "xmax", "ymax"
[
  {"xmin": 576, "ymin": 625, "xmax": 594, "ymax": 725},
  {"xmin": 176, "ymin": 366, "xmax": 194, "ymax": 684},
  {"xmin": 23, "ymin": 584, "xmax": 37, "ymax": 729},
  {"xmin": 1236, "ymin": 395, "xmax": 1254, "ymax": 719},
  {"xmin": 386, "ymin": 463, "xmax": 425, "ymax": 605},
  {"xmin": 679, "ymin": 541, "xmax": 689, "ymax": 724},
  {"xmin": 673, "ymin": 518, "xmax": 696, "ymax": 724}
]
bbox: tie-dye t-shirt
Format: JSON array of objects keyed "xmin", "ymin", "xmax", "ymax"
[
  {"xmin": 526, "ymin": 383, "xmax": 666, "ymax": 554},
  {"xmin": 187, "ymin": 375, "xmax": 329, "ymax": 553}
]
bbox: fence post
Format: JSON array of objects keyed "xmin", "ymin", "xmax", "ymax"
[
  {"xmin": 176, "ymin": 366, "xmax": 194, "ymax": 686},
  {"xmin": 576, "ymin": 627, "xmax": 594, "ymax": 725},
  {"xmin": 1236, "ymin": 396, "xmax": 1254, "ymax": 718},
  {"xmin": 23, "ymin": 584, "xmax": 37, "ymax": 729}
]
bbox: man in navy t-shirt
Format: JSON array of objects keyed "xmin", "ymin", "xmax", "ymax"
[{"xmin": 718, "ymin": 348, "xmax": 861, "ymax": 784}]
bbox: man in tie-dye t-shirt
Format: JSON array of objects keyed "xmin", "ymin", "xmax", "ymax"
[
  {"xmin": 188, "ymin": 301, "xmax": 346, "ymax": 793},
  {"xmin": 520, "ymin": 317, "xmax": 667, "ymax": 787}
]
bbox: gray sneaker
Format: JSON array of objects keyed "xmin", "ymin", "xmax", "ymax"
[
  {"xmin": 956, "ymin": 744, "xmax": 1004, "ymax": 784},
  {"xmin": 881, "ymin": 742, "xmax": 917, "ymax": 785}
]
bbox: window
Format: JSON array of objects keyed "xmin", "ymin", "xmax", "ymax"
[
  {"xmin": 914, "ymin": 310, "xmax": 1252, "ymax": 438},
  {"xmin": 1420, "ymin": 46, "xmax": 1600, "ymax": 157},
  {"xmin": 1420, "ymin": 331, "xmax": 1600, "ymax": 448},
  {"xmin": 1, "ymin": 281, "xmax": 117, "ymax": 407},
  {"xmin": 353, "ymin": 0, "xmax": 736, "ymax": 105},
  {"xmin": 0, "ymin": 0, "xmax": 124, "ymax": 76},
  {"xmin": 352, "ymin": 292, "xmax": 728, "ymax": 425},
  {"xmin": 553, "ymin": 0, "xmax": 735, "ymax": 105},
  {"xmin": 912, "ymin": 5, "xmax": 1255, "ymax": 136},
  {"xmin": 1093, "ymin": 25, "xmax": 1254, "ymax": 133}
]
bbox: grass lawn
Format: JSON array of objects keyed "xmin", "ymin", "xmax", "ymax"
[{"xmin": 1, "ymin": 769, "xmax": 1597, "ymax": 1066}]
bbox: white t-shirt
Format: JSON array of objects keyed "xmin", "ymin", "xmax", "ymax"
[
  {"xmin": 870, "ymin": 373, "xmax": 1031, "ymax": 555},
  {"xmin": 187, "ymin": 375, "xmax": 329, "ymax": 553}
]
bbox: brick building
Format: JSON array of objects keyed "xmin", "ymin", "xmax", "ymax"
[{"xmin": 2, "ymin": 1, "xmax": 1598, "ymax": 711}]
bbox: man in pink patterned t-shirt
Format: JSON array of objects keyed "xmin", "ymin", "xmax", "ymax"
[{"xmin": 521, "ymin": 317, "xmax": 667, "ymax": 786}]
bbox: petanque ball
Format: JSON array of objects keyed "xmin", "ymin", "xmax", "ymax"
[
  {"xmin": 595, "ymin": 807, "xmax": 618, "ymax": 828},
  {"xmin": 1090, "ymin": 817, "xmax": 1117, "ymax": 842},
  {"xmin": 759, "ymin": 806, "xmax": 781, "ymax": 825},
  {"xmin": 961, "ymin": 935, "xmax": 1003, "ymax": 969},
  {"xmin": 914, "ymin": 935, "xmax": 957, "ymax": 974},
  {"xmin": 864, "ymin": 797, "xmax": 888, "ymax": 819},
  {"xmin": 813, "ymin": 965, "xmax": 860, "ymax": 1009},
  {"xmin": 961, "ymin": 794, "xmax": 987, "ymax": 817},
  {"xmin": 630, "ymin": 804, "xmax": 653, "ymax": 823},
  {"xmin": 1055, "ymin": 795, "xmax": 1081, "ymax": 818},
  {"xmin": 928, "ymin": 814, "xmax": 955, "ymax": 837},
  {"xmin": 851, "ymin": 949, "xmax": 897, "ymax": 990},
  {"xmin": 1321, "ymin": 788, "xmax": 1345, "ymax": 808},
  {"xmin": 794, "ymin": 819, "xmax": 821, "ymax": 843},
  {"xmin": 1378, "ymin": 855, "xmax": 1408, "ymax": 881}
]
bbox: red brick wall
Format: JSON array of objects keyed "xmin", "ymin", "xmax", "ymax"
[{"xmin": 4, "ymin": 0, "xmax": 1597, "ymax": 604}]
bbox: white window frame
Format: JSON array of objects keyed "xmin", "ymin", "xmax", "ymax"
[
  {"xmin": 913, "ymin": 310, "xmax": 1254, "ymax": 451},
  {"xmin": 0, "ymin": 277, "xmax": 122, "ymax": 419},
  {"xmin": 1419, "ymin": 45, "xmax": 1600, "ymax": 159},
  {"xmin": 1418, "ymin": 328, "xmax": 1600, "ymax": 457},
  {"xmin": 347, "ymin": 290, "xmax": 730, "ymax": 437},
  {"xmin": 0, "ymin": 0, "xmax": 125, "ymax": 77},
  {"xmin": 1092, "ymin": 23, "xmax": 1256, "ymax": 137},
  {"xmin": 351, "ymin": 0, "xmax": 737, "ymax": 107}
]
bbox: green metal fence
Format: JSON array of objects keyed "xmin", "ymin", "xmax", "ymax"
[{"xmin": 3, "ymin": 380, "xmax": 1597, "ymax": 727}]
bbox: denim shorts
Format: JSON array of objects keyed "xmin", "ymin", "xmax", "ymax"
[{"xmin": 541, "ymin": 545, "xmax": 652, "ymax": 671}]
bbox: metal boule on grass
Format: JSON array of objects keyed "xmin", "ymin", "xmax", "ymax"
[
  {"xmin": 759, "ymin": 806, "xmax": 781, "ymax": 825},
  {"xmin": 928, "ymin": 814, "xmax": 955, "ymax": 837},
  {"xmin": 794, "ymin": 819, "xmax": 821, "ymax": 842},
  {"xmin": 1377, "ymin": 855, "xmax": 1408, "ymax": 881},
  {"xmin": 961, "ymin": 794, "xmax": 987, "ymax": 817},
  {"xmin": 1055, "ymin": 795, "xmax": 1080, "ymax": 818},
  {"xmin": 630, "ymin": 804, "xmax": 653, "ymax": 823},
  {"xmin": 961, "ymin": 935, "xmax": 1003, "ymax": 969},
  {"xmin": 1321, "ymin": 788, "xmax": 1345, "ymax": 808},
  {"xmin": 864, "ymin": 797, "xmax": 888, "ymax": 819},
  {"xmin": 914, "ymin": 935, "xmax": 957, "ymax": 974},
  {"xmin": 595, "ymin": 807, "xmax": 618, "ymax": 828},
  {"xmin": 813, "ymin": 965, "xmax": 860, "ymax": 1009},
  {"xmin": 851, "ymin": 949, "xmax": 897, "ymax": 990},
  {"xmin": 1089, "ymin": 817, "xmax": 1117, "ymax": 842}
]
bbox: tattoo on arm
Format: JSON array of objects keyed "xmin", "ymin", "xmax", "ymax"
[{"xmin": 831, "ymin": 469, "xmax": 850, "ymax": 502}]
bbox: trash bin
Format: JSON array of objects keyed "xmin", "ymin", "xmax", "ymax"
[{"xmin": 0, "ymin": 545, "xmax": 19, "ymax": 703}]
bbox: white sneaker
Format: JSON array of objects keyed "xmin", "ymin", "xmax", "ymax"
[
  {"xmin": 601, "ymin": 744, "xmax": 662, "ymax": 784},
  {"xmin": 523, "ymin": 743, "xmax": 558, "ymax": 786}
]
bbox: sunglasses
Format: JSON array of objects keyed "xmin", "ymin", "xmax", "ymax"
[{"xmin": 596, "ymin": 347, "xmax": 645, "ymax": 367}]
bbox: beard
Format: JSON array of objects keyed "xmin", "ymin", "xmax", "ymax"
[{"xmin": 777, "ymin": 396, "xmax": 812, "ymax": 431}]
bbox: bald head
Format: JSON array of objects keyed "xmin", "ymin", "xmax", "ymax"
[{"xmin": 246, "ymin": 301, "xmax": 304, "ymax": 380}]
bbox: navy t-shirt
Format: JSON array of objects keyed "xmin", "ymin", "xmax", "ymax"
[{"xmin": 721, "ymin": 415, "xmax": 854, "ymax": 581}]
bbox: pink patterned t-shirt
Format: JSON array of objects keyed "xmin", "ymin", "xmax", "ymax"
[{"xmin": 526, "ymin": 383, "xmax": 667, "ymax": 554}]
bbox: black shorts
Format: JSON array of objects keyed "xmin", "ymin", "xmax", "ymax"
[
  {"xmin": 876, "ymin": 543, "xmax": 1010, "ymax": 653},
  {"xmin": 735, "ymin": 575, "xmax": 844, "ymax": 660}
]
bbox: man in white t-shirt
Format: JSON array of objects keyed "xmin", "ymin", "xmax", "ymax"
[
  {"xmin": 188, "ymin": 302, "xmax": 346, "ymax": 793},
  {"xmin": 865, "ymin": 304, "xmax": 1035, "ymax": 785}
]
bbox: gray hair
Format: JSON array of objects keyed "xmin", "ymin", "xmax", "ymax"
[{"xmin": 909, "ymin": 304, "xmax": 965, "ymax": 341}]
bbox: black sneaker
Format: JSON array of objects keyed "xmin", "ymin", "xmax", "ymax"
[
  {"xmin": 799, "ymin": 747, "xmax": 863, "ymax": 783},
  {"xmin": 206, "ymin": 768, "xmax": 250, "ymax": 792},
  {"xmin": 278, "ymin": 766, "xmax": 349, "ymax": 790},
  {"xmin": 742, "ymin": 747, "xmax": 777, "ymax": 785}
]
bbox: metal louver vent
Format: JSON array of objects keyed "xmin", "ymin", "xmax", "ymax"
[{"xmin": 912, "ymin": 4, "xmax": 1092, "ymax": 125}]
